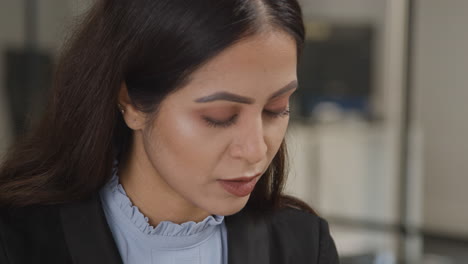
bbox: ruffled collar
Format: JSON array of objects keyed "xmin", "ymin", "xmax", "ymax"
[{"xmin": 102, "ymin": 162, "xmax": 224, "ymax": 237}]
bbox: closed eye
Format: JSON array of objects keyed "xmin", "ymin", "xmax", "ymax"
[
  {"xmin": 264, "ymin": 108, "xmax": 290, "ymax": 118},
  {"xmin": 203, "ymin": 108, "xmax": 290, "ymax": 128},
  {"xmin": 203, "ymin": 114, "xmax": 239, "ymax": 128}
]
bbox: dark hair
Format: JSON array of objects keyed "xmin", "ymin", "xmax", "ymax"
[{"xmin": 0, "ymin": 0, "xmax": 314, "ymax": 214}]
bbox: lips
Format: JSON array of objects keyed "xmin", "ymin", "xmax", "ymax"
[
  {"xmin": 222, "ymin": 174, "xmax": 260, "ymax": 182},
  {"xmin": 218, "ymin": 174, "xmax": 261, "ymax": 197}
]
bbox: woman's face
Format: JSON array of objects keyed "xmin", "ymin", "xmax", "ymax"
[{"xmin": 138, "ymin": 31, "xmax": 298, "ymax": 216}]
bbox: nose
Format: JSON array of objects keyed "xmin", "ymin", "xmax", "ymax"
[{"xmin": 229, "ymin": 116, "xmax": 268, "ymax": 164}]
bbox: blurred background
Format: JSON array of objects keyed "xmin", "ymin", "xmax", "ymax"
[{"xmin": 0, "ymin": 0, "xmax": 466, "ymax": 263}]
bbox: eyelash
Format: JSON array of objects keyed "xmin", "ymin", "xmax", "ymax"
[{"xmin": 203, "ymin": 108, "xmax": 290, "ymax": 128}]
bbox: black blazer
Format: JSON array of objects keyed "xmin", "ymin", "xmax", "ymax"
[{"xmin": 0, "ymin": 194, "xmax": 339, "ymax": 264}]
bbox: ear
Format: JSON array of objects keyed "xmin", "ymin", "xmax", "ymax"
[{"xmin": 117, "ymin": 82, "xmax": 147, "ymax": 130}]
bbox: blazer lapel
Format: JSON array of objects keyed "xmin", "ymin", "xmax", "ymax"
[
  {"xmin": 225, "ymin": 211, "xmax": 271, "ymax": 264},
  {"xmin": 60, "ymin": 194, "xmax": 271, "ymax": 264},
  {"xmin": 60, "ymin": 194, "xmax": 123, "ymax": 264}
]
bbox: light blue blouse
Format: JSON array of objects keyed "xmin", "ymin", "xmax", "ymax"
[{"xmin": 99, "ymin": 164, "xmax": 228, "ymax": 264}]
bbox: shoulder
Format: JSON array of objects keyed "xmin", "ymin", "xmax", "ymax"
[
  {"xmin": 268, "ymin": 207, "xmax": 340, "ymax": 263},
  {"xmin": 271, "ymin": 206, "xmax": 320, "ymax": 226},
  {"xmin": 0, "ymin": 204, "xmax": 72, "ymax": 263},
  {"xmin": 0, "ymin": 203, "xmax": 59, "ymax": 221},
  {"xmin": 0, "ymin": 204, "xmax": 62, "ymax": 236},
  {"xmin": 269, "ymin": 206, "xmax": 326, "ymax": 237}
]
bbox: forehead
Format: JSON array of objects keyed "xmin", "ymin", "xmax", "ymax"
[{"xmin": 176, "ymin": 31, "xmax": 298, "ymax": 97}]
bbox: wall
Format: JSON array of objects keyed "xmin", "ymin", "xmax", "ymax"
[
  {"xmin": 0, "ymin": 1, "xmax": 23, "ymax": 155},
  {"xmin": 412, "ymin": 0, "xmax": 468, "ymax": 237},
  {"xmin": 0, "ymin": 1, "xmax": 75, "ymax": 155}
]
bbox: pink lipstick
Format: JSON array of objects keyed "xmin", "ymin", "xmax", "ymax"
[{"xmin": 218, "ymin": 174, "xmax": 260, "ymax": 197}]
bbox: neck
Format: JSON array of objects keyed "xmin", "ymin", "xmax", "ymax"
[{"xmin": 118, "ymin": 135, "xmax": 211, "ymax": 226}]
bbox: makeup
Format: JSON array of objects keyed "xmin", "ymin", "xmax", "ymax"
[{"xmin": 218, "ymin": 174, "xmax": 261, "ymax": 197}]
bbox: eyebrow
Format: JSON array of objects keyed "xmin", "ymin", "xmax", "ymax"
[{"xmin": 194, "ymin": 80, "xmax": 298, "ymax": 104}]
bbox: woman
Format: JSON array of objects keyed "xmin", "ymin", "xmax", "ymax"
[{"xmin": 0, "ymin": 0, "xmax": 339, "ymax": 263}]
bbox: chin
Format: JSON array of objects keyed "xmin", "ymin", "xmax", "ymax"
[{"xmin": 208, "ymin": 196, "xmax": 250, "ymax": 216}]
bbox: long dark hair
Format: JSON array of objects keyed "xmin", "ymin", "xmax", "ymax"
[{"xmin": 0, "ymin": 0, "xmax": 314, "ymax": 214}]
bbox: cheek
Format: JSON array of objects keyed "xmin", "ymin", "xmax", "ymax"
[
  {"xmin": 145, "ymin": 108, "xmax": 223, "ymax": 180},
  {"xmin": 265, "ymin": 119, "xmax": 289, "ymax": 157}
]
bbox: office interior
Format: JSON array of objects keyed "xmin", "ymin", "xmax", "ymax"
[{"xmin": 0, "ymin": 1, "xmax": 467, "ymax": 263}]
